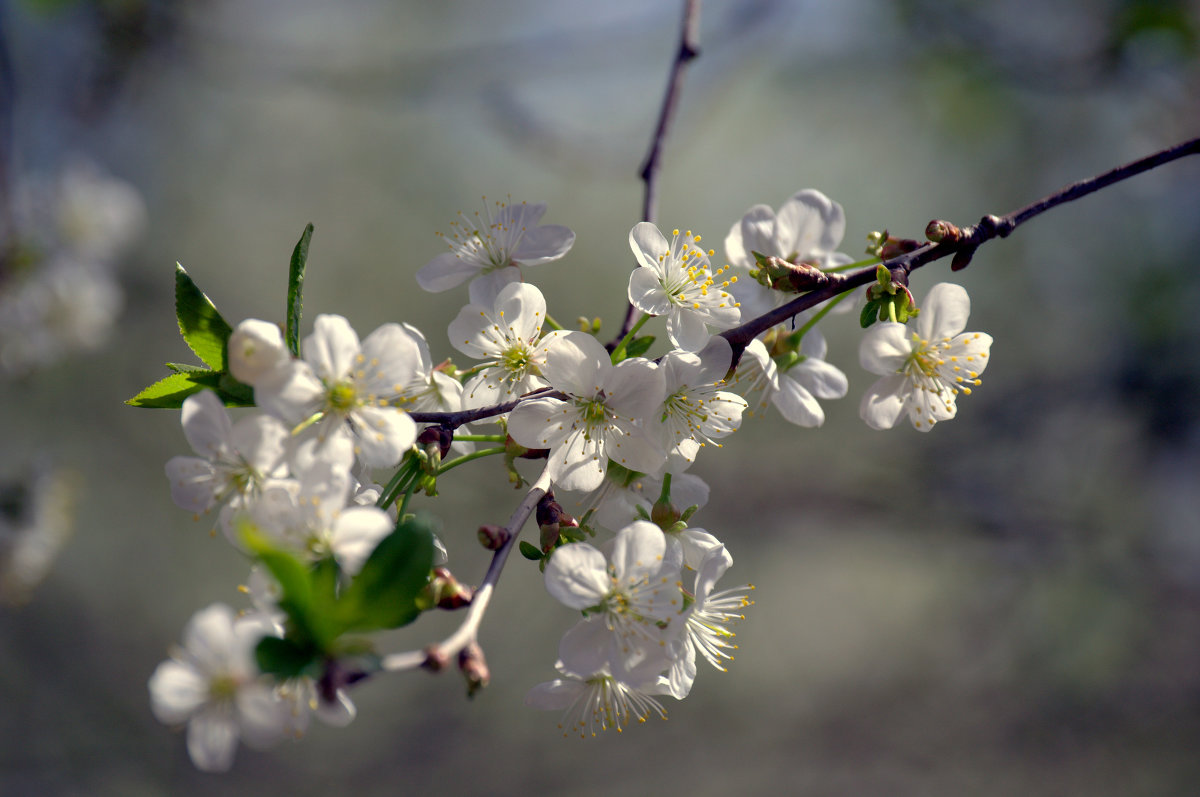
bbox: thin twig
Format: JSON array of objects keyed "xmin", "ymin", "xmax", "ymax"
[
  {"xmin": 611, "ymin": 0, "xmax": 701, "ymax": 348},
  {"xmin": 379, "ymin": 466, "xmax": 552, "ymax": 673},
  {"xmin": 720, "ymin": 134, "xmax": 1200, "ymax": 364}
]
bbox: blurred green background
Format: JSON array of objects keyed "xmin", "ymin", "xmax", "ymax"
[{"xmin": 3, "ymin": 0, "xmax": 1200, "ymax": 794}]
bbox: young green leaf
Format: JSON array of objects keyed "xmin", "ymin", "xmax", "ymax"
[
  {"xmin": 126, "ymin": 371, "xmax": 211, "ymax": 408},
  {"xmin": 175, "ymin": 263, "xmax": 233, "ymax": 371},
  {"xmin": 519, "ymin": 540, "xmax": 544, "ymax": 561},
  {"xmin": 286, "ymin": 224, "xmax": 314, "ymax": 358},
  {"xmin": 255, "ymin": 636, "xmax": 318, "ymax": 680},
  {"xmin": 624, "ymin": 335, "xmax": 656, "ymax": 359},
  {"xmin": 337, "ymin": 514, "xmax": 436, "ymax": 632}
]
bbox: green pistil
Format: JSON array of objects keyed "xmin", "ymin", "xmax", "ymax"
[
  {"xmin": 327, "ymin": 381, "xmax": 358, "ymax": 411},
  {"xmin": 580, "ymin": 398, "xmax": 609, "ymax": 429},
  {"xmin": 501, "ymin": 345, "xmax": 530, "ymax": 373},
  {"xmin": 208, "ymin": 674, "xmax": 239, "ymax": 702}
]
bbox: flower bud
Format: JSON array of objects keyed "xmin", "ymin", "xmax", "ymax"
[
  {"xmin": 417, "ymin": 425, "xmax": 453, "ymax": 461},
  {"xmin": 924, "ymin": 219, "xmax": 962, "ymax": 243},
  {"xmin": 422, "ymin": 645, "xmax": 450, "ymax": 672},
  {"xmin": 950, "ymin": 244, "xmax": 978, "ymax": 272},
  {"xmin": 477, "ymin": 523, "xmax": 510, "ymax": 551},
  {"xmin": 537, "ymin": 493, "xmax": 577, "ymax": 552},
  {"xmin": 458, "ymin": 642, "xmax": 490, "ymax": 698},
  {"xmin": 227, "ymin": 319, "xmax": 288, "ymax": 386}
]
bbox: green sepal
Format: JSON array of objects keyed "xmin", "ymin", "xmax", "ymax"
[
  {"xmin": 336, "ymin": 514, "xmax": 436, "ymax": 632},
  {"xmin": 286, "ymin": 224, "xmax": 314, "ymax": 357},
  {"xmin": 519, "ymin": 540, "xmax": 544, "ymax": 561},
  {"xmin": 175, "ymin": 263, "xmax": 233, "ymax": 371},
  {"xmin": 860, "ymin": 300, "xmax": 881, "ymax": 329},
  {"xmin": 255, "ymin": 636, "xmax": 319, "ymax": 680},
  {"xmin": 623, "ymin": 335, "xmax": 656, "ymax": 359}
]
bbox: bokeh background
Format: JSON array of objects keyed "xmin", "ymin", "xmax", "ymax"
[{"xmin": 3, "ymin": 0, "xmax": 1200, "ymax": 794}]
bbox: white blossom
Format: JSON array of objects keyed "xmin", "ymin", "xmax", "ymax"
[
  {"xmin": 858, "ymin": 282, "xmax": 992, "ymax": 431},
  {"xmin": 656, "ymin": 336, "xmax": 746, "ymax": 468},
  {"xmin": 507, "ymin": 331, "xmax": 666, "ymax": 492},
  {"xmin": 417, "ymin": 199, "xmax": 574, "ymax": 303},
  {"xmin": 252, "ymin": 314, "xmax": 420, "ymax": 468},
  {"xmin": 628, "ymin": 222, "xmax": 740, "ymax": 352},
  {"xmin": 148, "ymin": 604, "xmax": 290, "ymax": 772},
  {"xmin": 447, "ymin": 282, "xmax": 560, "ymax": 407},
  {"xmin": 525, "ymin": 619, "xmax": 672, "ymax": 738},
  {"xmin": 731, "ymin": 330, "xmax": 848, "ymax": 427}
]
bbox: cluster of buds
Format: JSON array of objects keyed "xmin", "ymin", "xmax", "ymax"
[{"xmin": 747, "ymin": 250, "xmax": 842, "ymax": 294}]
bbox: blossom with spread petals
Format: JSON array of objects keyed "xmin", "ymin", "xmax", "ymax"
[
  {"xmin": 252, "ymin": 314, "xmax": 421, "ymax": 468},
  {"xmin": 148, "ymin": 604, "xmax": 290, "ymax": 772},
  {"xmin": 417, "ymin": 199, "xmax": 574, "ymax": 303},
  {"xmin": 628, "ymin": 222, "xmax": 740, "ymax": 352},
  {"xmin": 656, "ymin": 337, "xmax": 746, "ymax": 467},
  {"xmin": 446, "ymin": 282, "xmax": 561, "ymax": 407},
  {"xmin": 859, "ymin": 283, "xmax": 992, "ymax": 431},
  {"xmin": 724, "ymin": 189, "xmax": 854, "ymax": 319},
  {"xmin": 506, "ymin": 331, "xmax": 665, "ymax": 492},
  {"xmin": 525, "ymin": 619, "xmax": 671, "ymax": 738},
  {"xmin": 731, "ymin": 329, "xmax": 848, "ymax": 427}
]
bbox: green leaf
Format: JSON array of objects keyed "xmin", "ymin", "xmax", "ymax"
[
  {"xmin": 240, "ymin": 525, "xmax": 330, "ymax": 645},
  {"xmin": 126, "ymin": 371, "xmax": 216, "ymax": 408},
  {"xmin": 286, "ymin": 224, "xmax": 314, "ymax": 357},
  {"xmin": 126, "ymin": 369, "xmax": 254, "ymax": 408},
  {"xmin": 624, "ymin": 335, "xmax": 656, "ymax": 359},
  {"xmin": 175, "ymin": 263, "xmax": 233, "ymax": 371},
  {"xmin": 165, "ymin": 362, "xmax": 211, "ymax": 374},
  {"xmin": 337, "ymin": 514, "xmax": 436, "ymax": 632},
  {"xmin": 255, "ymin": 636, "xmax": 318, "ymax": 680},
  {"xmin": 859, "ymin": 300, "xmax": 880, "ymax": 329},
  {"xmin": 519, "ymin": 540, "xmax": 544, "ymax": 561}
]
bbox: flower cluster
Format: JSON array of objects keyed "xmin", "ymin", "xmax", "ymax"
[{"xmin": 146, "ymin": 189, "xmax": 992, "ymax": 769}]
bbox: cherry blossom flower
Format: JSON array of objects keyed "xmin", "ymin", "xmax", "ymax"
[
  {"xmin": 656, "ymin": 336, "xmax": 746, "ymax": 468},
  {"xmin": 667, "ymin": 544, "xmax": 754, "ymax": 699},
  {"xmin": 417, "ymin": 199, "xmax": 574, "ymax": 303},
  {"xmin": 525, "ymin": 619, "xmax": 672, "ymax": 738},
  {"xmin": 731, "ymin": 330, "xmax": 848, "ymax": 427},
  {"xmin": 543, "ymin": 520, "xmax": 683, "ymax": 669},
  {"xmin": 248, "ymin": 458, "xmax": 393, "ymax": 576},
  {"xmin": 506, "ymin": 331, "xmax": 665, "ymax": 492},
  {"xmin": 252, "ymin": 314, "xmax": 421, "ymax": 468},
  {"xmin": 724, "ymin": 189, "xmax": 854, "ymax": 319},
  {"xmin": 446, "ymin": 282, "xmax": 561, "ymax": 407},
  {"xmin": 628, "ymin": 222, "xmax": 740, "ymax": 352},
  {"xmin": 164, "ymin": 390, "xmax": 289, "ymax": 530},
  {"xmin": 858, "ymin": 282, "xmax": 992, "ymax": 431},
  {"xmin": 148, "ymin": 604, "xmax": 290, "ymax": 772}
]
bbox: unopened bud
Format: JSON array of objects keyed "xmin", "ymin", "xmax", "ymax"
[
  {"xmin": 925, "ymin": 219, "xmax": 961, "ymax": 244},
  {"xmin": 458, "ymin": 642, "xmax": 490, "ymax": 698},
  {"xmin": 421, "ymin": 567, "xmax": 474, "ymax": 610},
  {"xmin": 423, "ymin": 645, "xmax": 450, "ymax": 672},
  {"xmin": 417, "ymin": 425, "xmax": 453, "ymax": 460},
  {"xmin": 537, "ymin": 493, "xmax": 577, "ymax": 552},
  {"xmin": 477, "ymin": 523, "xmax": 510, "ymax": 551}
]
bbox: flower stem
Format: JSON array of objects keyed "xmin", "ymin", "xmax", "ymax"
[
  {"xmin": 544, "ymin": 313, "xmax": 564, "ymax": 332},
  {"xmin": 377, "ymin": 454, "xmax": 419, "ymax": 510},
  {"xmin": 785, "ymin": 290, "xmax": 851, "ymax": 350},
  {"xmin": 610, "ymin": 313, "xmax": 650, "ymax": 364},
  {"xmin": 452, "ymin": 433, "xmax": 506, "ymax": 443},
  {"xmin": 439, "ymin": 447, "xmax": 507, "ymax": 474}
]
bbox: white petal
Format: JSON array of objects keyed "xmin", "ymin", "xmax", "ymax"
[
  {"xmin": 315, "ymin": 690, "xmax": 357, "ymax": 727},
  {"xmin": 182, "ymin": 603, "xmax": 239, "ymax": 676},
  {"xmin": 733, "ymin": 204, "xmax": 780, "ymax": 262},
  {"xmin": 525, "ymin": 679, "xmax": 583, "ymax": 710},
  {"xmin": 859, "ymin": 374, "xmax": 907, "ymax": 430},
  {"xmin": 165, "ymin": 456, "xmax": 219, "ymax": 514},
  {"xmin": 628, "ymin": 267, "xmax": 672, "ymax": 316},
  {"xmin": 254, "ymin": 360, "xmax": 323, "ymax": 426},
  {"xmin": 541, "ymin": 331, "xmax": 610, "ymax": 397},
  {"xmin": 180, "ymin": 390, "xmax": 233, "ymax": 460},
  {"xmin": 549, "ymin": 428, "xmax": 606, "ymax": 492},
  {"xmin": 495, "ymin": 281, "xmax": 547, "ymax": 342},
  {"xmin": 666, "ymin": 308, "xmax": 712, "ymax": 353},
  {"xmin": 544, "ymin": 543, "xmax": 610, "ymax": 609},
  {"xmin": 611, "ymin": 521, "xmax": 667, "ymax": 583},
  {"xmin": 330, "ymin": 506, "xmax": 394, "ymax": 575},
  {"xmin": 416, "ymin": 251, "xmax": 480, "ymax": 293},
  {"xmin": 629, "ymin": 222, "xmax": 670, "ymax": 271},
  {"xmin": 148, "ymin": 660, "xmax": 208, "ymax": 725},
  {"xmin": 506, "ymin": 397, "xmax": 572, "ymax": 450},
  {"xmin": 772, "ymin": 379, "xmax": 825, "ymax": 427},
  {"xmin": 776, "ymin": 189, "xmax": 845, "ymax": 256},
  {"xmin": 350, "ymin": 406, "xmax": 416, "ymax": 468},
  {"xmin": 186, "ymin": 707, "xmax": 240, "ymax": 772},
  {"xmin": 514, "ymin": 223, "xmax": 575, "ymax": 265},
  {"xmin": 917, "ymin": 283, "xmax": 970, "ymax": 341},
  {"xmin": 605, "ymin": 358, "xmax": 666, "ymax": 419},
  {"xmin": 789, "ymin": 358, "xmax": 848, "ymax": 400},
  {"xmin": 303, "ymin": 315, "xmax": 360, "ymax": 382},
  {"xmin": 467, "ymin": 267, "xmax": 521, "ymax": 307},
  {"xmin": 859, "ymin": 322, "xmax": 912, "ymax": 375},
  {"xmin": 236, "ymin": 683, "xmax": 288, "ymax": 749}
]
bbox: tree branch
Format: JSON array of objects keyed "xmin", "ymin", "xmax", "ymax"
[
  {"xmin": 611, "ymin": 0, "xmax": 701, "ymax": 347},
  {"xmin": 379, "ymin": 466, "xmax": 552, "ymax": 673},
  {"xmin": 720, "ymin": 134, "xmax": 1200, "ymax": 363}
]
